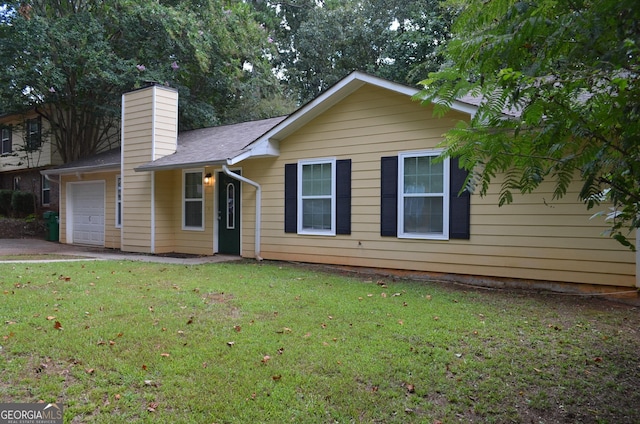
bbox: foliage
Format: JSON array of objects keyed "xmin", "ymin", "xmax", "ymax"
[
  {"xmin": 416, "ymin": 0, "xmax": 640, "ymax": 249},
  {"xmin": 10, "ymin": 190, "xmax": 35, "ymax": 217},
  {"xmin": 258, "ymin": 0, "xmax": 452, "ymax": 103},
  {"xmin": 0, "ymin": 260, "xmax": 639, "ymax": 422},
  {"xmin": 0, "ymin": 189, "xmax": 12, "ymax": 216},
  {"xmin": 0, "ymin": 0, "xmax": 293, "ymax": 163}
]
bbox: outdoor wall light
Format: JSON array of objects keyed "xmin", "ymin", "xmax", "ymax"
[{"xmin": 204, "ymin": 173, "xmax": 212, "ymax": 185}]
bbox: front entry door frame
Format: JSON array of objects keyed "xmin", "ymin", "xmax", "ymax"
[{"xmin": 217, "ymin": 169, "xmax": 242, "ymax": 255}]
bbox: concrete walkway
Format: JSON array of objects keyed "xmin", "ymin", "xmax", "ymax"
[{"xmin": 0, "ymin": 238, "xmax": 242, "ymax": 265}]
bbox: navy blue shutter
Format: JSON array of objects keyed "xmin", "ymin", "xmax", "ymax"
[
  {"xmin": 284, "ymin": 163, "xmax": 297, "ymax": 233},
  {"xmin": 380, "ymin": 156, "xmax": 398, "ymax": 236},
  {"xmin": 335, "ymin": 159, "xmax": 352, "ymax": 235},
  {"xmin": 449, "ymin": 157, "xmax": 471, "ymax": 239}
]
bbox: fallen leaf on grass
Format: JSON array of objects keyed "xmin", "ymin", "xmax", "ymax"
[
  {"xmin": 86, "ymin": 368, "xmax": 95, "ymax": 374},
  {"xmin": 142, "ymin": 364, "xmax": 147, "ymax": 370},
  {"xmin": 261, "ymin": 355, "xmax": 271, "ymax": 364},
  {"xmin": 46, "ymin": 316, "xmax": 56, "ymax": 321},
  {"xmin": 114, "ymin": 394, "xmax": 121, "ymax": 401},
  {"xmin": 227, "ymin": 341, "xmax": 235, "ymax": 347},
  {"xmin": 234, "ymin": 325, "xmax": 242, "ymax": 332},
  {"xmin": 406, "ymin": 384, "xmax": 415, "ymax": 393},
  {"xmin": 147, "ymin": 402, "xmax": 159, "ymax": 412},
  {"xmin": 160, "ymin": 353, "xmax": 170, "ymax": 357},
  {"xmin": 594, "ymin": 357, "xmax": 603, "ymax": 362},
  {"xmin": 272, "ymin": 375, "xmax": 282, "ymax": 381},
  {"xmin": 53, "ymin": 321, "xmax": 62, "ymax": 330}
]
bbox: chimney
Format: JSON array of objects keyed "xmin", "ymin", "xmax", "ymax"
[{"xmin": 120, "ymin": 84, "xmax": 178, "ymax": 253}]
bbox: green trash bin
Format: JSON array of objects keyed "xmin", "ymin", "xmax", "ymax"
[{"xmin": 43, "ymin": 211, "xmax": 59, "ymax": 242}]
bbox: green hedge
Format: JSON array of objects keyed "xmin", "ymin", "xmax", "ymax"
[
  {"xmin": 0, "ymin": 189, "xmax": 12, "ymax": 216},
  {"xmin": 11, "ymin": 190, "xmax": 35, "ymax": 217}
]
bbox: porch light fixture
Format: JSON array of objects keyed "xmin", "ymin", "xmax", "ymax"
[{"xmin": 204, "ymin": 173, "xmax": 212, "ymax": 185}]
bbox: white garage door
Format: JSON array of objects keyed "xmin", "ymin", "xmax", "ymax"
[{"xmin": 70, "ymin": 182, "xmax": 105, "ymax": 246}]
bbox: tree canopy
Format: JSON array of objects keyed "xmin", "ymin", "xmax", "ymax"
[
  {"xmin": 417, "ymin": 0, "xmax": 640, "ymax": 248},
  {"xmin": 0, "ymin": 0, "xmax": 293, "ymax": 162},
  {"xmin": 256, "ymin": 0, "xmax": 452, "ymax": 104}
]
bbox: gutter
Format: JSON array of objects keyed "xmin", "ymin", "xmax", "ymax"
[
  {"xmin": 43, "ymin": 174, "xmax": 60, "ymax": 184},
  {"xmin": 222, "ymin": 164, "xmax": 262, "ymax": 261}
]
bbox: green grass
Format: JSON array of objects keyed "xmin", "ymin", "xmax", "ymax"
[{"xmin": 0, "ymin": 260, "xmax": 638, "ymax": 423}]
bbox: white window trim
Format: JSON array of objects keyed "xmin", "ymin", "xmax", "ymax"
[
  {"xmin": 398, "ymin": 149, "xmax": 450, "ymax": 240},
  {"xmin": 182, "ymin": 169, "xmax": 205, "ymax": 231},
  {"xmin": 41, "ymin": 175, "xmax": 50, "ymax": 206},
  {"xmin": 297, "ymin": 157, "xmax": 336, "ymax": 236},
  {"xmin": 1, "ymin": 127, "xmax": 11, "ymax": 154},
  {"xmin": 115, "ymin": 175, "xmax": 122, "ymax": 228}
]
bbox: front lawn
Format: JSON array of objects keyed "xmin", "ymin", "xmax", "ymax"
[{"xmin": 0, "ymin": 260, "xmax": 638, "ymax": 423}]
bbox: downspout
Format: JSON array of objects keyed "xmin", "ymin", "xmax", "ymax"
[
  {"xmin": 43, "ymin": 174, "xmax": 59, "ymax": 184},
  {"xmin": 222, "ymin": 164, "xmax": 262, "ymax": 261}
]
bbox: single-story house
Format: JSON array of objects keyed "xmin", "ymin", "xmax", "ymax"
[{"xmin": 42, "ymin": 72, "xmax": 638, "ymax": 293}]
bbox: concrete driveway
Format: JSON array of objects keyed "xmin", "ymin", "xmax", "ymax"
[{"xmin": 0, "ymin": 238, "xmax": 241, "ymax": 265}]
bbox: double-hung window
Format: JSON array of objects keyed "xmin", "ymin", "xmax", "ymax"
[
  {"xmin": 41, "ymin": 176, "xmax": 50, "ymax": 206},
  {"xmin": 398, "ymin": 150, "xmax": 449, "ymax": 239},
  {"xmin": 183, "ymin": 170, "xmax": 204, "ymax": 230},
  {"xmin": 285, "ymin": 158, "xmax": 351, "ymax": 236},
  {"xmin": 382, "ymin": 149, "xmax": 471, "ymax": 240},
  {"xmin": 115, "ymin": 176, "xmax": 122, "ymax": 228},
  {"xmin": 299, "ymin": 158, "xmax": 336, "ymax": 235},
  {"xmin": 26, "ymin": 118, "xmax": 41, "ymax": 151},
  {"xmin": 1, "ymin": 127, "xmax": 11, "ymax": 154}
]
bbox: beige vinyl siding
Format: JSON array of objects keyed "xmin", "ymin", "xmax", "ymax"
[
  {"xmin": 243, "ymin": 84, "xmax": 635, "ymax": 287},
  {"xmin": 172, "ymin": 166, "xmax": 214, "ymax": 255},
  {"xmin": 121, "ymin": 88, "xmax": 155, "ymax": 253},
  {"xmin": 152, "ymin": 88, "xmax": 178, "ymax": 160},
  {"xmin": 153, "ymin": 169, "xmax": 178, "ymax": 253},
  {"xmin": 0, "ymin": 115, "xmax": 57, "ymax": 171},
  {"xmin": 121, "ymin": 85, "xmax": 178, "ymax": 253},
  {"xmin": 58, "ymin": 172, "xmax": 120, "ymax": 248}
]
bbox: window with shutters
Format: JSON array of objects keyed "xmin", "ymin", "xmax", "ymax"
[
  {"xmin": 381, "ymin": 151, "xmax": 470, "ymax": 240},
  {"xmin": 299, "ymin": 158, "xmax": 336, "ymax": 235},
  {"xmin": 398, "ymin": 150, "xmax": 450, "ymax": 239},
  {"xmin": 285, "ymin": 159, "xmax": 351, "ymax": 236}
]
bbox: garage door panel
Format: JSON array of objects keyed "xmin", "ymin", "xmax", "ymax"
[{"xmin": 70, "ymin": 182, "xmax": 105, "ymax": 246}]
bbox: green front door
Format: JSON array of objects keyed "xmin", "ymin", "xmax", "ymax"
[{"xmin": 218, "ymin": 171, "xmax": 241, "ymax": 255}]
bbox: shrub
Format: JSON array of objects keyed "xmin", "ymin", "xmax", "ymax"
[
  {"xmin": 0, "ymin": 189, "xmax": 12, "ymax": 216},
  {"xmin": 11, "ymin": 191, "xmax": 35, "ymax": 217}
]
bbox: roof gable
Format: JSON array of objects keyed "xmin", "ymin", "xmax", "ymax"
[{"xmin": 229, "ymin": 71, "xmax": 477, "ymax": 165}]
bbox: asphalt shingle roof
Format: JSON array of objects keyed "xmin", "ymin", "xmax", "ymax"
[
  {"xmin": 42, "ymin": 116, "xmax": 287, "ymax": 175},
  {"xmin": 136, "ymin": 116, "xmax": 287, "ymax": 171}
]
